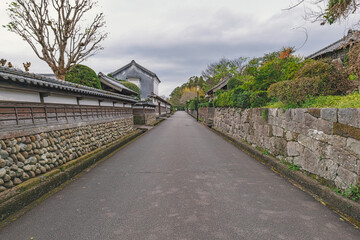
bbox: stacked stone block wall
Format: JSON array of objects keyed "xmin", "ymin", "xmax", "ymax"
[
  {"xmin": 145, "ymin": 113, "xmax": 156, "ymax": 125},
  {"xmin": 0, "ymin": 117, "xmax": 134, "ymax": 192},
  {"xmin": 199, "ymin": 107, "xmax": 215, "ymax": 124},
  {"xmin": 213, "ymin": 108, "xmax": 360, "ymax": 189}
]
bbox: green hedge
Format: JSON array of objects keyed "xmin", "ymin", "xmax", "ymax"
[
  {"xmin": 65, "ymin": 65, "xmax": 101, "ymax": 89},
  {"xmin": 121, "ymin": 81, "xmax": 140, "ymax": 99},
  {"xmin": 189, "ymin": 99, "xmax": 196, "ymax": 110},
  {"xmin": 213, "ymin": 86, "xmax": 251, "ymax": 108},
  {"xmin": 268, "ymin": 60, "xmax": 355, "ymax": 104}
]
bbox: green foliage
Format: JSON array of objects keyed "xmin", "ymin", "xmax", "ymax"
[
  {"xmin": 213, "ymin": 86, "xmax": 251, "ymax": 108},
  {"xmin": 288, "ymin": 158, "xmax": 300, "ymax": 171},
  {"xmin": 268, "ymin": 59, "xmax": 355, "ymax": 104},
  {"xmin": 335, "ymin": 185, "xmax": 360, "ymax": 202},
  {"xmin": 202, "ymin": 57, "xmax": 248, "ymax": 91},
  {"xmin": 251, "ymin": 54, "xmax": 303, "ymax": 92},
  {"xmin": 189, "ymin": 99, "xmax": 197, "ymax": 111},
  {"xmin": 170, "ymin": 76, "xmax": 205, "ymax": 106},
  {"xmin": 268, "ymin": 77, "xmax": 324, "ymax": 103},
  {"xmin": 106, "ymin": 74, "xmax": 140, "ymax": 99},
  {"xmin": 322, "ymin": 0, "xmax": 353, "ymax": 25},
  {"xmin": 250, "ymin": 91, "xmax": 268, "ymax": 108},
  {"xmin": 301, "ymin": 91, "xmax": 360, "ymax": 108},
  {"xmin": 262, "ymin": 149, "xmax": 270, "ymax": 156},
  {"xmin": 65, "ymin": 65, "xmax": 101, "ymax": 89},
  {"xmin": 266, "ymin": 92, "xmax": 360, "ymax": 109},
  {"xmin": 261, "ymin": 109, "xmax": 269, "ymax": 121},
  {"xmin": 199, "ymin": 102, "xmax": 213, "ymax": 108},
  {"xmin": 227, "ymin": 77, "xmax": 242, "ymax": 90},
  {"xmin": 343, "ymin": 185, "xmax": 360, "ymax": 202},
  {"xmin": 121, "ymin": 81, "xmax": 140, "ymax": 99}
]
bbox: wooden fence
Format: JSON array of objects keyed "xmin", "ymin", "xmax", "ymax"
[{"xmin": 0, "ymin": 102, "xmax": 133, "ymax": 129}]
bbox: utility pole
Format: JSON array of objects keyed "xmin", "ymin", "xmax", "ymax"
[{"xmin": 196, "ymin": 86, "xmax": 199, "ymax": 122}]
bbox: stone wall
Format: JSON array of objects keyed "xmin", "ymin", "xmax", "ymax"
[
  {"xmin": 199, "ymin": 107, "xmax": 215, "ymax": 124},
  {"xmin": 134, "ymin": 113, "xmax": 156, "ymax": 125},
  {"xmin": 0, "ymin": 117, "xmax": 134, "ymax": 192},
  {"xmin": 213, "ymin": 108, "xmax": 360, "ymax": 189},
  {"xmin": 144, "ymin": 113, "xmax": 156, "ymax": 125}
]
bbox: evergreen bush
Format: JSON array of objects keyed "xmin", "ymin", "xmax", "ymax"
[
  {"xmin": 268, "ymin": 59, "xmax": 355, "ymax": 104},
  {"xmin": 65, "ymin": 65, "xmax": 101, "ymax": 89}
]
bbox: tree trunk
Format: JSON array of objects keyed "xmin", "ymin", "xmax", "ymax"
[{"xmin": 53, "ymin": 67, "xmax": 67, "ymax": 81}]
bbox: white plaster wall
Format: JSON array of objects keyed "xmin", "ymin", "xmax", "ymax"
[
  {"xmin": 79, "ymin": 98, "xmax": 99, "ymax": 106},
  {"xmin": 0, "ymin": 88, "xmax": 40, "ymax": 103},
  {"xmin": 114, "ymin": 102, "xmax": 124, "ymax": 107},
  {"xmin": 124, "ymin": 104, "xmax": 132, "ymax": 108},
  {"xmin": 44, "ymin": 94, "xmax": 78, "ymax": 105},
  {"xmin": 127, "ymin": 78, "xmax": 140, "ymax": 88},
  {"xmin": 100, "ymin": 101, "xmax": 113, "ymax": 107},
  {"xmin": 153, "ymin": 79, "xmax": 159, "ymax": 95}
]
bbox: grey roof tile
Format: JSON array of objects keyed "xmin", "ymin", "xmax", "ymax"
[{"xmin": 0, "ymin": 66, "xmax": 138, "ymax": 103}]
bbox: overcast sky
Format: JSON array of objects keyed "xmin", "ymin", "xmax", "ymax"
[{"xmin": 0, "ymin": 0, "xmax": 359, "ymax": 97}]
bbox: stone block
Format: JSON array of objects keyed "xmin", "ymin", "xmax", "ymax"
[
  {"xmin": 346, "ymin": 138, "xmax": 360, "ymax": 157},
  {"xmin": 322, "ymin": 145, "xmax": 358, "ymax": 166},
  {"xmin": 308, "ymin": 108, "xmax": 321, "ymax": 118},
  {"xmin": 272, "ymin": 126, "xmax": 284, "ymax": 137},
  {"xmin": 316, "ymin": 119, "xmax": 333, "ymax": 135},
  {"xmin": 287, "ymin": 141, "xmax": 303, "ymax": 157},
  {"xmin": 284, "ymin": 109, "xmax": 292, "ymax": 121},
  {"xmin": 298, "ymin": 135, "xmax": 323, "ymax": 153},
  {"xmin": 285, "ymin": 131, "xmax": 298, "ymax": 141},
  {"xmin": 269, "ymin": 137, "xmax": 287, "ymax": 156},
  {"xmin": 343, "ymin": 156, "xmax": 358, "ymax": 173},
  {"xmin": 318, "ymin": 159, "xmax": 338, "ymax": 181},
  {"xmin": 333, "ymin": 123, "xmax": 360, "ymax": 141},
  {"xmin": 327, "ymin": 135, "xmax": 346, "ymax": 148},
  {"xmin": 307, "ymin": 129, "xmax": 328, "ymax": 142},
  {"xmin": 293, "ymin": 156, "xmax": 304, "ymax": 167},
  {"xmin": 302, "ymin": 148, "xmax": 319, "ymax": 174},
  {"xmin": 338, "ymin": 108, "xmax": 360, "ymax": 128},
  {"xmin": 336, "ymin": 167, "xmax": 358, "ymax": 189},
  {"xmin": 321, "ymin": 108, "xmax": 337, "ymax": 122},
  {"xmin": 292, "ymin": 109, "xmax": 306, "ymax": 123},
  {"xmin": 268, "ymin": 108, "xmax": 277, "ymax": 118},
  {"xmin": 304, "ymin": 113, "xmax": 317, "ymax": 128}
]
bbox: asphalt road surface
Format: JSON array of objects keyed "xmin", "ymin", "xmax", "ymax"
[{"xmin": 0, "ymin": 111, "xmax": 359, "ymax": 240}]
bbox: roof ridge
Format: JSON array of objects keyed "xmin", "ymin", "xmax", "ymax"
[
  {"xmin": 98, "ymin": 72, "xmax": 138, "ymax": 95},
  {"xmin": 109, "ymin": 60, "xmax": 161, "ymax": 82},
  {"xmin": 0, "ymin": 66, "xmax": 137, "ymax": 102},
  {"xmin": 306, "ymin": 30, "xmax": 360, "ymax": 59}
]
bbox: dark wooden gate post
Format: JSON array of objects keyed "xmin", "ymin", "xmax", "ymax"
[{"xmin": 158, "ymin": 102, "xmax": 161, "ymax": 116}]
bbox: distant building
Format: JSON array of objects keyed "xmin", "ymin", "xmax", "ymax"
[
  {"xmin": 206, "ymin": 76, "xmax": 230, "ymax": 98},
  {"xmin": 98, "ymin": 72, "xmax": 138, "ymax": 96},
  {"xmin": 307, "ymin": 30, "xmax": 360, "ymax": 61},
  {"xmin": 109, "ymin": 60, "xmax": 161, "ymax": 101}
]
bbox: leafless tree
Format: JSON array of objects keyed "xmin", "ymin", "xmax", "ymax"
[
  {"xmin": 4, "ymin": 0, "xmax": 108, "ymax": 80},
  {"xmin": 201, "ymin": 57, "xmax": 247, "ymax": 80}
]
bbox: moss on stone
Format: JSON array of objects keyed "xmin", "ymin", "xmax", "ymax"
[
  {"xmin": 334, "ymin": 123, "xmax": 360, "ymax": 141},
  {"xmin": 308, "ymin": 108, "xmax": 321, "ymax": 118},
  {"xmin": 134, "ymin": 116, "xmax": 145, "ymax": 125},
  {"xmin": 17, "ymin": 178, "xmax": 41, "ymax": 193},
  {"xmin": 42, "ymin": 169, "xmax": 61, "ymax": 179}
]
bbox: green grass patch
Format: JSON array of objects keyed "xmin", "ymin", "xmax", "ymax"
[
  {"xmin": 334, "ymin": 185, "xmax": 360, "ymax": 202},
  {"xmin": 266, "ymin": 92, "xmax": 360, "ymax": 109}
]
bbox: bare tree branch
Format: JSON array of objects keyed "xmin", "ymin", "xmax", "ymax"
[{"xmin": 4, "ymin": 0, "xmax": 108, "ymax": 80}]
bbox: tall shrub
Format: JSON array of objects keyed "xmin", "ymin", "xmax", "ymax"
[
  {"xmin": 65, "ymin": 65, "xmax": 102, "ymax": 89},
  {"xmin": 268, "ymin": 59, "xmax": 355, "ymax": 103}
]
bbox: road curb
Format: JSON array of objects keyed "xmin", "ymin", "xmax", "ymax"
[
  {"xmin": 205, "ymin": 123, "xmax": 360, "ymax": 228},
  {"xmin": 0, "ymin": 129, "xmax": 144, "ymax": 224}
]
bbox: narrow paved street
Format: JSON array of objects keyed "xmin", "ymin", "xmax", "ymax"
[{"xmin": 0, "ymin": 111, "xmax": 359, "ymax": 239}]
